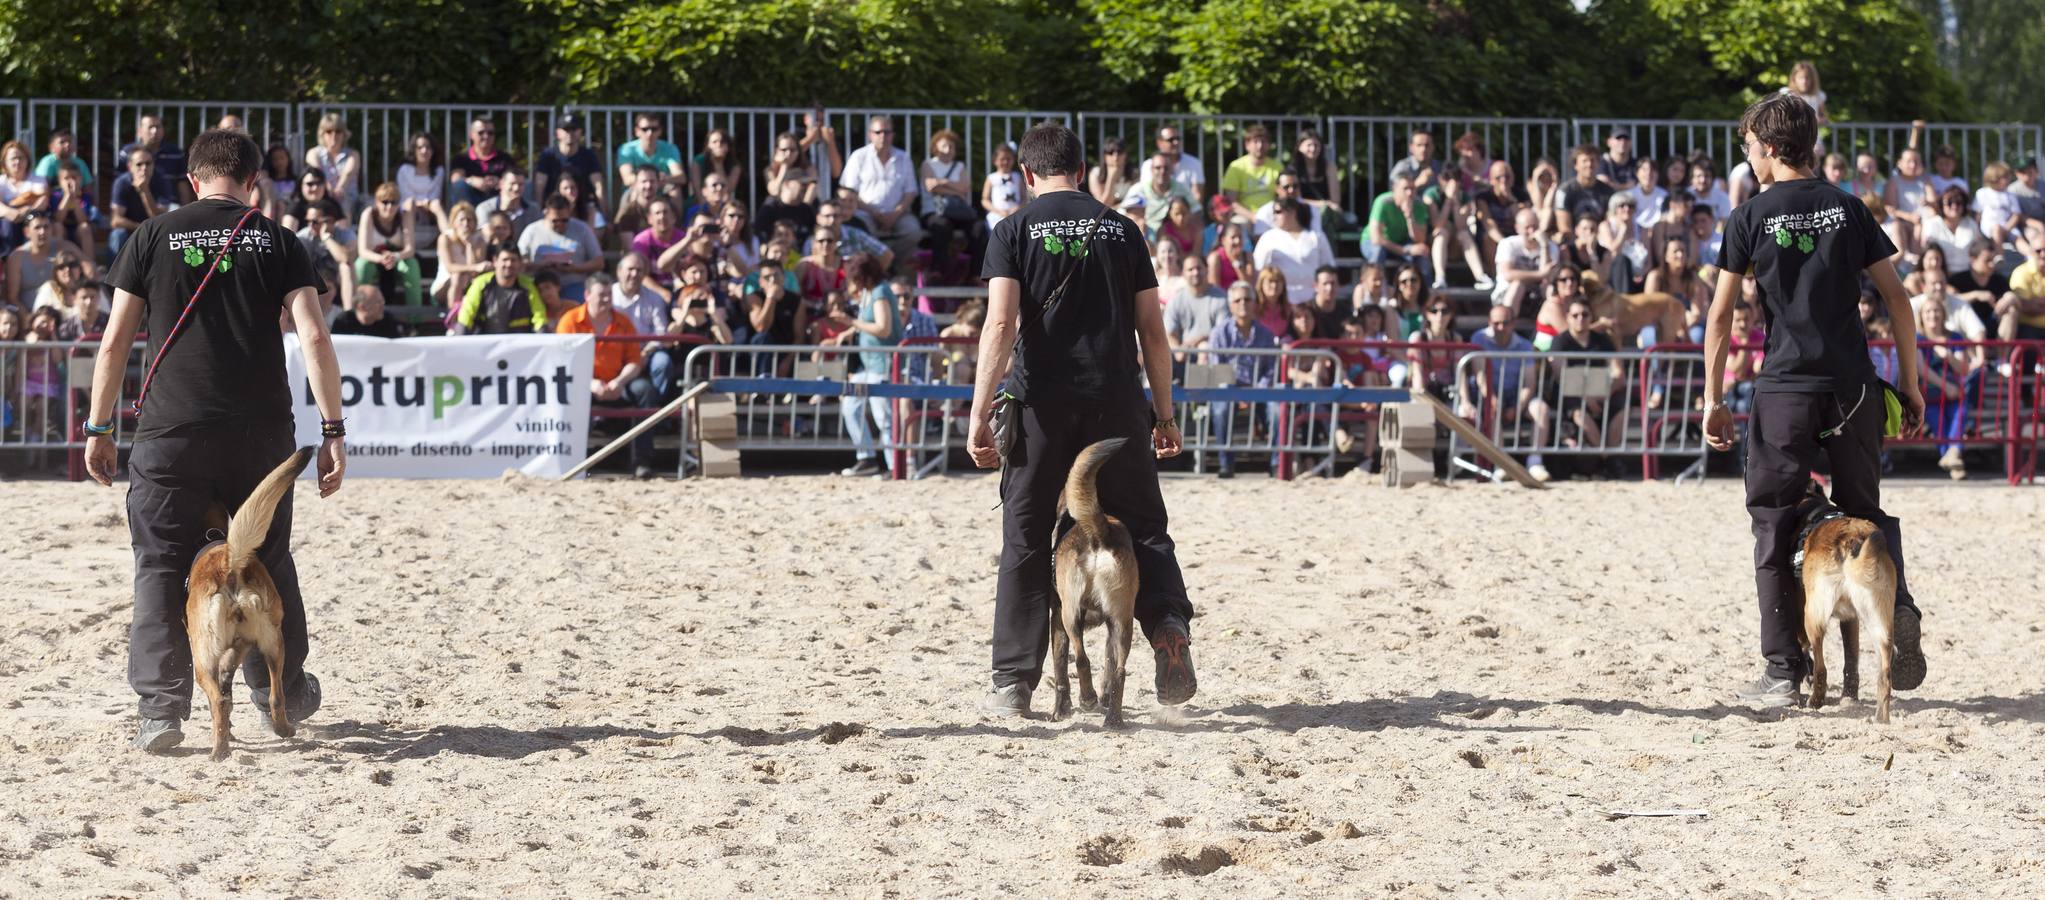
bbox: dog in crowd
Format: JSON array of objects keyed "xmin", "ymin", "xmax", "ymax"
[
  {"xmin": 1795, "ymin": 480, "xmax": 1899, "ymax": 723},
  {"xmin": 185, "ymin": 448, "xmax": 312, "ymax": 760},
  {"xmin": 1047, "ymin": 438, "xmax": 1141, "ymax": 728},
  {"xmin": 1578, "ymin": 270, "xmax": 1687, "ymax": 348}
]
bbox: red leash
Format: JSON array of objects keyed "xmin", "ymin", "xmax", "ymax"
[{"xmin": 132, "ymin": 206, "xmax": 261, "ymax": 415}]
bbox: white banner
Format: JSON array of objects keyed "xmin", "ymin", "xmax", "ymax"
[{"xmin": 284, "ymin": 334, "xmax": 594, "ymax": 478}]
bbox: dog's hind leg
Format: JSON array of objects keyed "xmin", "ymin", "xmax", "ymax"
[
  {"xmin": 192, "ymin": 648, "xmax": 232, "ymax": 762},
  {"xmin": 1853, "ymin": 578, "xmax": 1895, "ymax": 725},
  {"xmin": 1101, "ymin": 608, "xmax": 1134, "ymax": 729},
  {"xmin": 1838, "ymin": 614, "xmax": 1861, "ymax": 702},
  {"xmin": 1048, "ymin": 601, "xmax": 1073, "ymax": 722},
  {"xmin": 255, "ymin": 624, "xmax": 293, "ymax": 739}
]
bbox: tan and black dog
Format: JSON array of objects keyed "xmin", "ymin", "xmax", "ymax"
[
  {"xmin": 1795, "ymin": 480, "xmax": 1899, "ymax": 724},
  {"xmin": 185, "ymin": 448, "xmax": 312, "ymax": 760},
  {"xmin": 1047, "ymin": 438, "xmax": 1141, "ymax": 728}
]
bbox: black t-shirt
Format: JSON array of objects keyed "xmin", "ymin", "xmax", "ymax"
[
  {"xmin": 1721, "ymin": 178, "xmax": 1895, "ymax": 393},
  {"xmin": 105, "ymin": 199, "xmax": 321, "ymax": 439},
  {"xmin": 1594, "ymin": 155, "xmax": 1637, "ymax": 189},
  {"xmin": 981, "ymin": 189, "xmax": 1156, "ymax": 404},
  {"xmin": 1559, "ymin": 180, "xmax": 1613, "ymax": 226},
  {"xmin": 1953, "ymin": 268, "xmax": 2011, "ymax": 327},
  {"xmin": 536, "ymin": 145, "xmax": 602, "ymax": 200}
]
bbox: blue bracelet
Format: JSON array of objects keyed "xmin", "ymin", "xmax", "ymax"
[{"xmin": 82, "ymin": 420, "xmax": 115, "ymax": 437}]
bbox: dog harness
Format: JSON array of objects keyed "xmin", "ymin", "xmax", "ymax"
[
  {"xmin": 1791, "ymin": 508, "xmax": 1846, "ymax": 580},
  {"xmin": 183, "ymin": 530, "xmax": 228, "ymax": 591}
]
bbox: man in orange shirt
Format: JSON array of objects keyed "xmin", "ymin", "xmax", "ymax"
[{"xmin": 557, "ymin": 274, "xmax": 662, "ymax": 478}]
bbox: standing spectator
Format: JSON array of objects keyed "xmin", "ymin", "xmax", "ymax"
[
  {"xmin": 453, "ymin": 244, "xmax": 545, "ymax": 334},
  {"xmin": 919, "ymin": 128, "xmax": 974, "ymax": 274},
  {"xmin": 330, "ymin": 285, "xmax": 409, "ymax": 338},
  {"xmin": 519, "ymin": 194, "xmax": 604, "ymax": 302},
  {"xmin": 305, "ymin": 113, "xmax": 361, "ymax": 215},
  {"xmin": 765, "ymin": 131, "xmax": 821, "ymax": 204},
  {"xmin": 609, "ymin": 167, "xmax": 662, "ymax": 251},
  {"xmin": 841, "ymin": 116, "xmax": 922, "ymax": 268},
  {"xmin": 983, "ymin": 142, "xmax": 1026, "ymax": 229},
  {"xmin": 476, "ymin": 169, "xmax": 539, "ymax": 237},
  {"xmin": 2006, "ymin": 156, "xmax": 2044, "ymax": 225},
  {"xmin": 47, "ymin": 163, "xmax": 99, "ymax": 264},
  {"xmin": 757, "ymin": 173, "xmax": 817, "ymax": 244},
  {"xmin": 1689, "ymin": 154, "xmax": 1732, "ymax": 222},
  {"xmin": 1643, "ymin": 236, "xmax": 1711, "ymax": 343},
  {"xmin": 829, "ymin": 253, "xmax": 899, "ymax": 477},
  {"xmin": 1123, "ymin": 153, "xmax": 1196, "ymax": 232},
  {"xmin": 1288, "ymin": 127, "xmax": 1343, "ymax": 221},
  {"xmin": 1164, "ymin": 253, "xmax": 1228, "ymax": 351},
  {"xmin": 1919, "ymin": 187, "xmax": 1982, "ymax": 277},
  {"xmin": 1363, "ymin": 174, "xmax": 1431, "ymax": 280},
  {"xmin": 1221, "ymin": 124, "xmax": 1282, "ymax": 213},
  {"xmin": 797, "ymin": 106, "xmax": 846, "ymax": 189},
  {"xmin": 1406, "ymin": 294, "xmax": 1466, "ymax": 427},
  {"xmin": 108, "ymin": 149, "xmax": 177, "ymax": 258},
  {"xmin": 450, "ymin": 118, "xmax": 517, "ymax": 207},
  {"xmin": 1, "ymin": 140, "xmax": 51, "ymax": 249},
  {"xmin": 891, "ymin": 274, "xmax": 942, "ymax": 384},
  {"xmin": 1973, "ymin": 162, "xmax": 2022, "ymax": 252},
  {"xmin": 32, "ymin": 129, "xmax": 91, "ymax": 187},
  {"xmin": 1139, "ymin": 124, "xmax": 1205, "ymax": 200},
  {"xmin": 1781, "ymin": 61, "xmax": 1829, "ymax": 134},
  {"xmin": 1928, "ymin": 144, "xmax": 1969, "ymax": 198},
  {"xmin": 118, "ymin": 114, "xmax": 190, "ymax": 201},
  {"xmin": 1557, "ymin": 144, "xmax": 1615, "ymax": 236},
  {"xmin": 1205, "ymin": 282, "xmax": 1281, "ymax": 478},
  {"xmin": 354, "ymin": 183, "xmax": 421, "ymax": 306},
  {"xmin": 1207, "ymin": 221, "xmax": 1253, "ymax": 291},
  {"xmin": 7, "ymin": 216, "xmax": 82, "ymax": 309},
  {"xmin": 1493, "ymin": 207, "xmax": 1558, "ymax": 311},
  {"xmin": 1088, "ymin": 136, "xmax": 1136, "ymax": 209},
  {"xmin": 1594, "ymin": 130, "xmax": 1636, "ymax": 190},
  {"xmin": 432, "ymin": 201, "xmax": 486, "ymax": 309},
  {"xmin": 296, "ymin": 199, "xmax": 356, "ymax": 307},
  {"xmin": 688, "ymin": 128, "xmax": 743, "ymax": 200},
  {"xmin": 534, "ymin": 114, "xmax": 603, "ymax": 213},
  {"xmin": 1884, "ymin": 146, "xmax": 1934, "ymax": 260},
  {"xmin": 1914, "ymin": 299, "xmax": 1980, "ymax": 479},
  {"xmin": 1253, "ymin": 199, "xmax": 1335, "ymax": 305},
  {"xmin": 558, "ymin": 279, "xmax": 659, "ymax": 478}
]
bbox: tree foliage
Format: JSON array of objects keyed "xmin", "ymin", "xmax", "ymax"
[
  {"xmin": 1914, "ymin": 0, "xmax": 2045, "ymax": 125},
  {"xmin": 0, "ymin": 0, "xmax": 1981, "ymax": 123}
]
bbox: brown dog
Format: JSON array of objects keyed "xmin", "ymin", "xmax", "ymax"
[
  {"xmin": 185, "ymin": 448, "xmax": 312, "ymax": 760},
  {"xmin": 1795, "ymin": 481, "xmax": 1899, "ymax": 723},
  {"xmin": 1047, "ymin": 438, "xmax": 1140, "ymax": 728}
]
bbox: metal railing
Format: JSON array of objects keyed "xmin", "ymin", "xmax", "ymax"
[
  {"xmin": 563, "ymin": 105, "xmax": 811, "ymax": 213},
  {"xmin": 25, "ymin": 100, "xmax": 299, "ymax": 204},
  {"xmin": 1, "ymin": 99, "xmax": 22, "ymax": 145},
  {"xmin": 1073, "ymin": 112, "xmax": 1323, "ymax": 203},
  {"xmin": 1327, "ymin": 116, "xmax": 1572, "ymax": 214},
  {"xmin": 296, "ymin": 102, "xmax": 555, "ymax": 208}
]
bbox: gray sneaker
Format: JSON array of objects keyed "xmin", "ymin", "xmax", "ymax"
[
  {"xmin": 1735, "ymin": 674, "xmax": 1803, "ymax": 709},
  {"xmin": 979, "ymin": 682, "xmax": 1031, "ymax": 718},
  {"xmin": 133, "ymin": 717, "xmax": 184, "ymax": 752}
]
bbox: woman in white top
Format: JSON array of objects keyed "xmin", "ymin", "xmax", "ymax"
[
  {"xmin": 1973, "ymin": 161, "xmax": 2022, "ymax": 251},
  {"xmin": 1885, "ymin": 146, "xmax": 1933, "ymax": 258},
  {"xmin": 1088, "ymin": 137, "xmax": 1136, "ymax": 209},
  {"xmin": 982, "ymin": 143, "xmax": 1025, "ymax": 229},
  {"xmin": 433, "ymin": 201, "xmax": 487, "ymax": 309},
  {"xmin": 1626, "ymin": 156, "xmax": 1665, "ymax": 231},
  {"xmin": 0, "ymin": 140, "xmax": 51, "ymax": 243},
  {"xmin": 29, "ymin": 249, "xmax": 88, "ymax": 312},
  {"xmin": 397, "ymin": 131, "xmax": 446, "ymax": 267},
  {"xmin": 1919, "ymin": 186, "xmax": 1982, "ymax": 277},
  {"xmin": 1780, "ymin": 60, "xmax": 1828, "ymax": 152},
  {"xmin": 307, "ymin": 112, "xmax": 363, "ymax": 216},
  {"xmin": 1596, "ymin": 193, "xmax": 1650, "ymax": 292},
  {"xmin": 919, "ymin": 128, "xmax": 974, "ymax": 268},
  {"xmin": 354, "ymin": 182, "xmax": 420, "ymax": 306}
]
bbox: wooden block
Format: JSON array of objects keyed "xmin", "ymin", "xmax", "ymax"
[
  {"xmin": 1380, "ymin": 447, "xmax": 1432, "ymax": 488},
  {"xmin": 698, "ymin": 459, "xmax": 742, "ymax": 478},
  {"xmin": 696, "ymin": 394, "xmax": 738, "ymax": 417},
  {"xmin": 700, "ymin": 440, "xmax": 741, "ymax": 462},
  {"xmin": 695, "ymin": 418, "xmax": 738, "ymax": 440},
  {"xmin": 1409, "ymin": 391, "xmax": 1543, "ymax": 489},
  {"xmin": 1379, "ymin": 401, "xmax": 1435, "ymax": 450}
]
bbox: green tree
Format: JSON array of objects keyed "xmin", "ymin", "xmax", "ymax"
[{"xmin": 1915, "ymin": 0, "xmax": 2045, "ymax": 125}]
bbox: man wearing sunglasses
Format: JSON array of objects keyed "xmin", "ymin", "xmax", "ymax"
[
  {"xmin": 1138, "ymin": 125, "xmax": 1205, "ymax": 202},
  {"xmin": 451, "ymin": 118, "xmax": 518, "ymax": 207},
  {"xmin": 616, "ymin": 113, "xmax": 687, "ymax": 196},
  {"xmin": 840, "ymin": 115, "xmax": 922, "ymax": 270}
]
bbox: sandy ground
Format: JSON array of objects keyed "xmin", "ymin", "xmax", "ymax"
[{"xmin": 2, "ymin": 471, "xmax": 2043, "ymax": 898}]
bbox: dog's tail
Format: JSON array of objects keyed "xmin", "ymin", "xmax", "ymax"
[
  {"xmin": 1062, "ymin": 438, "xmax": 1129, "ymax": 539},
  {"xmin": 226, "ymin": 448, "xmax": 314, "ymax": 574}
]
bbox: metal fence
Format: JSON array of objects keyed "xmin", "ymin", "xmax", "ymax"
[
  {"xmin": 1824, "ymin": 121, "xmax": 2044, "ymax": 185},
  {"xmin": 23, "ymin": 100, "xmax": 298, "ymax": 204},
  {"xmin": 296, "ymin": 102, "xmax": 555, "ymax": 208},
  {"xmin": 1, "ymin": 100, "xmax": 22, "ymax": 145},
  {"xmin": 1326, "ymin": 116, "xmax": 1573, "ymax": 215},
  {"xmin": 1073, "ymin": 112, "xmax": 1323, "ymax": 203},
  {"xmin": 1569, "ymin": 119, "xmax": 1744, "ymax": 177}
]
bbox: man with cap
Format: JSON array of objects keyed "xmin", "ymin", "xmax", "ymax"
[
  {"xmin": 1595, "ymin": 130, "xmax": 1636, "ymax": 190},
  {"xmin": 535, "ymin": 114, "xmax": 605, "ymax": 212}
]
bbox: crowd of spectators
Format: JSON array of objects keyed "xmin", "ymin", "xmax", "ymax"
[{"xmin": 5, "ymin": 71, "xmax": 2043, "ymax": 477}]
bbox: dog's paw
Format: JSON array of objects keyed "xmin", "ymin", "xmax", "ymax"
[
  {"xmin": 1078, "ymin": 694, "xmax": 1099, "ymax": 713},
  {"xmin": 272, "ymin": 719, "xmax": 295, "ymax": 739},
  {"xmin": 1102, "ymin": 710, "xmax": 1126, "ymax": 730},
  {"xmin": 209, "ymin": 744, "xmax": 232, "ymax": 763},
  {"xmin": 1050, "ymin": 705, "xmax": 1072, "ymax": 722}
]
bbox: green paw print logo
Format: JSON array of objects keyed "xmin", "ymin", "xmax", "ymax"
[
  {"xmin": 1773, "ymin": 228, "xmax": 1792, "ymax": 248},
  {"xmin": 1042, "ymin": 234, "xmax": 1066, "ymax": 255},
  {"xmin": 215, "ymin": 254, "xmax": 232, "ymax": 272},
  {"xmin": 1796, "ymin": 233, "xmax": 1815, "ymax": 254},
  {"xmin": 1068, "ymin": 239, "xmax": 1088, "ymax": 258},
  {"xmin": 181, "ymin": 246, "xmax": 206, "ymax": 267}
]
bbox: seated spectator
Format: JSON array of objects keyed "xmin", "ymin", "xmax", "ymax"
[
  {"xmin": 690, "ymin": 128, "xmax": 743, "ymax": 200},
  {"xmin": 330, "ymin": 285, "xmax": 410, "ymax": 338},
  {"xmin": 1123, "ymin": 153, "xmax": 1196, "ymax": 233},
  {"xmin": 1249, "ymin": 265, "xmax": 1293, "ymax": 340},
  {"xmin": 1625, "ymin": 156, "xmax": 1665, "ymax": 231},
  {"xmin": 520, "ymin": 194, "xmax": 605, "ymax": 303},
  {"xmin": 2008, "ymin": 156, "xmax": 2043, "ymax": 225},
  {"xmin": 1645, "ymin": 189, "xmax": 1695, "ymax": 267},
  {"xmin": 1207, "ymin": 221, "xmax": 1253, "ymax": 291},
  {"xmin": 1088, "ymin": 137, "xmax": 1136, "ymax": 209},
  {"xmin": 16, "ymin": 306, "xmax": 64, "ymax": 436},
  {"xmin": 558, "ymin": 278, "xmax": 660, "ymax": 478},
  {"xmin": 1688, "ymin": 154, "xmax": 1731, "ymax": 223},
  {"xmin": 670, "ymin": 256, "xmax": 737, "ymax": 343},
  {"xmin": 1974, "ymin": 162, "xmax": 2021, "ymax": 251},
  {"xmin": 1908, "ymin": 245, "xmax": 1989, "ymax": 341},
  {"xmin": 1557, "ymin": 144, "xmax": 1614, "ymax": 236},
  {"xmin": 2002, "ymin": 219, "xmax": 2045, "ymax": 343},
  {"xmin": 6, "ymin": 215, "xmax": 84, "ymax": 310},
  {"xmin": 917, "ymin": 129, "xmax": 975, "ymax": 275},
  {"xmin": 1594, "ymin": 130, "xmax": 1635, "ymax": 191},
  {"xmin": 1221, "ymin": 123, "xmax": 1282, "ymax": 213},
  {"xmin": 1687, "ymin": 202, "xmax": 1721, "ymax": 269},
  {"xmin": 453, "ymin": 244, "xmax": 546, "ymax": 335},
  {"xmin": 57, "ymin": 280, "xmax": 108, "ymax": 339},
  {"xmin": 1362, "ymin": 174, "xmax": 1431, "ymax": 280},
  {"xmin": 1205, "ymin": 281, "xmax": 1281, "ymax": 478},
  {"xmin": 29, "ymin": 248, "xmax": 89, "ymax": 312},
  {"xmin": 1406, "ymin": 296, "xmax": 1465, "ymax": 448},
  {"xmin": 108, "ymin": 149, "xmax": 177, "ymax": 257},
  {"xmin": 757, "ymin": 174, "xmax": 817, "ymax": 244},
  {"xmin": 630, "ymin": 197, "xmax": 687, "ymax": 289},
  {"xmin": 482, "ymin": 210, "xmax": 514, "ymax": 247},
  {"xmin": 1726, "ymin": 157, "xmax": 1761, "ymax": 209},
  {"xmin": 809, "ymin": 199, "xmax": 892, "ymax": 270},
  {"xmin": 1252, "ymin": 170, "xmax": 1323, "ymax": 238},
  {"xmin": 617, "ymin": 113, "xmax": 687, "ymax": 199},
  {"xmin": 1157, "ymin": 196, "xmax": 1203, "ymax": 258},
  {"xmin": 1562, "ymin": 216, "xmax": 1607, "ymax": 279},
  {"xmin": 1304, "ymin": 265, "xmax": 1351, "ymax": 339},
  {"xmin": 355, "ymin": 183, "xmax": 421, "ymax": 305},
  {"xmin": 1150, "ymin": 239, "xmax": 1186, "ymax": 304},
  {"xmin": 1254, "ymin": 199, "xmax": 1334, "ymax": 305},
  {"xmin": 719, "ymin": 201, "xmax": 760, "ymax": 277},
  {"xmin": 891, "ymin": 273, "xmax": 941, "ymax": 381},
  {"xmin": 554, "ymin": 173, "xmax": 606, "ymax": 241},
  {"xmin": 1919, "ymin": 187, "xmax": 1982, "ymax": 277},
  {"xmin": 1, "ymin": 140, "xmax": 51, "ymax": 249},
  {"xmin": 1822, "ymin": 152, "xmax": 1850, "ymax": 189},
  {"xmin": 811, "ymin": 290, "xmax": 853, "ymax": 348},
  {"xmin": 1388, "ymin": 130, "xmax": 1444, "ymax": 221},
  {"xmin": 1884, "ymin": 146, "xmax": 1934, "ymax": 260},
  {"xmin": 1928, "ymin": 144, "xmax": 1969, "ymax": 198},
  {"xmin": 297, "ymin": 198, "xmax": 356, "ymax": 305},
  {"xmin": 684, "ymin": 171, "xmax": 732, "ymax": 226},
  {"xmin": 396, "ymin": 132, "xmax": 445, "ymax": 212},
  {"xmin": 1287, "ymin": 127, "xmax": 1342, "ymax": 218},
  {"xmin": 1468, "ymin": 304, "xmax": 1536, "ymax": 429},
  {"xmin": 1530, "ymin": 296, "xmax": 1624, "ymax": 476},
  {"xmin": 1641, "ymin": 236, "xmax": 1709, "ymax": 343},
  {"xmin": 766, "ymin": 131, "xmax": 821, "ymax": 205},
  {"xmin": 840, "ymin": 115, "xmax": 922, "ymax": 268},
  {"xmin": 1493, "ymin": 207, "xmax": 1558, "ymax": 312},
  {"xmin": 450, "ymin": 118, "xmax": 518, "ymax": 207},
  {"xmin": 610, "ymin": 167, "xmax": 663, "ymax": 251},
  {"xmin": 33, "ymin": 129, "xmax": 91, "ymax": 188},
  {"xmin": 477, "ymin": 169, "xmax": 540, "ymax": 238},
  {"xmin": 744, "ymin": 256, "xmax": 806, "ymax": 362},
  {"xmin": 535, "ymin": 114, "xmax": 604, "ymax": 213},
  {"xmin": 1916, "ymin": 298, "xmax": 1981, "ymax": 479},
  {"xmin": 1164, "ymin": 253, "xmax": 1229, "ymax": 351},
  {"xmin": 1429, "ymin": 166, "xmax": 1491, "ymax": 290},
  {"xmin": 798, "ymin": 226, "xmax": 849, "ymax": 301},
  {"xmin": 283, "ymin": 169, "xmax": 346, "ymax": 235},
  {"xmin": 826, "ymin": 253, "xmax": 900, "ymax": 477},
  {"xmin": 1350, "ymin": 261, "xmax": 1393, "ymax": 313},
  {"xmin": 432, "ymin": 201, "xmax": 486, "ymax": 309},
  {"xmin": 1474, "ymin": 160, "xmax": 1528, "ymax": 260},
  {"xmin": 1951, "ymin": 240, "xmax": 2010, "ymax": 330},
  {"xmin": 939, "ymin": 299, "xmax": 984, "ymax": 383},
  {"xmin": 1848, "ymin": 152, "xmax": 1885, "ymax": 199},
  {"xmin": 1139, "ymin": 124, "xmax": 1206, "ymax": 200},
  {"xmin": 47, "ymin": 163, "xmax": 99, "ymax": 264},
  {"xmin": 1724, "ymin": 300, "xmax": 1764, "ymax": 415},
  {"xmin": 118, "ymin": 114, "xmax": 188, "ymax": 197},
  {"xmin": 1283, "ymin": 302, "xmax": 1336, "ymax": 391},
  {"xmin": 1528, "ymin": 157, "xmax": 1562, "ymax": 237},
  {"xmin": 983, "ymin": 142, "xmax": 1026, "ymax": 229},
  {"xmin": 306, "ymin": 113, "xmax": 362, "ymax": 215}
]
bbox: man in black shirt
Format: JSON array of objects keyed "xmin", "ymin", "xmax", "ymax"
[
  {"xmin": 331, "ymin": 285, "xmax": 410, "ymax": 338},
  {"xmin": 1703, "ymin": 95, "xmax": 1928, "ymax": 708},
  {"xmin": 84, "ymin": 129, "xmax": 348, "ymax": 753},
  {"xmin": 968, "ymin": 123, "xmax": 1197, "ymax": 718},
  {"xmin": 534, "ymin": 114, "xmax": 604, "ymax": 213}
]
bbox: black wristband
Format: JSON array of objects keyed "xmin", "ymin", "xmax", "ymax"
[{"xmin": 320, "ymin": 418, "xmax": 346, "ymax": 438}]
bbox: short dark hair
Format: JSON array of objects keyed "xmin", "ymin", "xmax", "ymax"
[
  {"xmin": 846, "ymin": 252, "xmax": 887, "ymax": 288},
  {"xmin": 310, "ymin": 198, "xmax": 344, "ymax": 221},
  {"xmin": 187, "ymin": 129, "xmax": 263, "ymax": 183},
  {"xmin": 1314, "ymin": 264, "xmax": 1341, "ymax": 281},
  {"xmin": 542, "ymin": 193, "xmax": 572, "ymax": 212},
  {"xmin": 1017, "ymin": 123, "xmax": 1083, "ymax": 178},
  {"xmin": 1738, "ymin": 93, "xmax": 1818, "ymax": 171},
  {"xmin": 1690, "ymin": 203, "xmax": 1716, "ymax": 221},
  {"xmin": 532, "ymin": 270, "xmax": 560, "ymax": 287},
  {"xmin": 1274, "ymin": 197, "xmax": 1304, "ymax": 223},
  {"xmin": 488, "ymin": 241, "xmax": 522, "ymax": 260}
]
